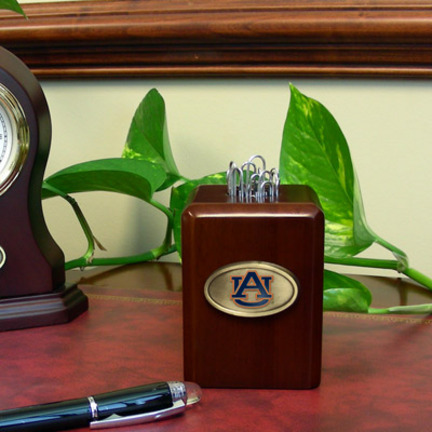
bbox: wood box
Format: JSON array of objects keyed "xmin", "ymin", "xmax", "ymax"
[{"xmin": 182, "ymin": 185, "xmax": 324, "ymax": 389}]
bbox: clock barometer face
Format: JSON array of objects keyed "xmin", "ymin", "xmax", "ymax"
[
  {"xmin": 0, "ymin": 83, "xmax": 29, "ymax": 195},
  {"xmin": 0, "ymin": 47, "xmax": 88, "ymax": 331}
]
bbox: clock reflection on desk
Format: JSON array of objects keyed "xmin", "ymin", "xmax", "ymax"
[{"xmin": 0, "ymin": 47, "xmax": 88, "ymax": 331}]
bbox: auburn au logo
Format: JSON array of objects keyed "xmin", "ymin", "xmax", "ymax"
[
  {"xmin": 205, "ymin": 261, "xmax": 298, "ymax": 317},
  {"xmin": 231, "ymin": 271, "xmax": 273, "ymax": 308}
]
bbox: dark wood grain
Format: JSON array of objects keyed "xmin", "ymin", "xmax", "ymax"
[
  {"xmin": 0, "ymin": 48, "xmax": 88, "ymax": 331},
  {"xmin": 182, "ymin": 185, "xmax": 324, "ymax": 389},
  {"xmin": 1, "ymin": 0, "xmax": 432, "ymax": 78}
]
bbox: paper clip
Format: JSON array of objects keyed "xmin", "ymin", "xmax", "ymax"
[{"xmin": 226, "ymin": 155, "xmax": 280, "ymax": 202}]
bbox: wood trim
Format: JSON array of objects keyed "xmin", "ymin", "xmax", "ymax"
[{"xmin": 1, "ymin": 0, "xmax": 432, "ymax": 79}]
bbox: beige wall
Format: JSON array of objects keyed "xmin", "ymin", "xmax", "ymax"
[{"xmin": 40, "ymin": 79, "xmax": 432, "ymax": 277}]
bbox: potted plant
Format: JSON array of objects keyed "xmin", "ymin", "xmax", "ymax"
[{"xmin": 39, "ymin": 83, "xmax": 432, "ymax": 315}]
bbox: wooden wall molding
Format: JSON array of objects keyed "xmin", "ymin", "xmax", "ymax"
[{"xmin": 1, "ymin": 0, "xmax": 432, "ymax": 79}]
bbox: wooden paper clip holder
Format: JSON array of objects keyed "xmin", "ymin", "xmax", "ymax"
[{"xmin": 182, "ymin": 184, "xmax": 324, "ymax": 389}]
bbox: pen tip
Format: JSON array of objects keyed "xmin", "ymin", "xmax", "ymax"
[{"xmin": 185, "ymin": 382, "xmax": 202, "ymax": 406}]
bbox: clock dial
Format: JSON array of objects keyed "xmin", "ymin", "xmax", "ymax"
[
  {"xmin": 0, "ymin": 99, "xmax": 14, "ymax": 177},
  {"xmin": 0, "ymin": 245, "xmax": 5, "ymax": 269},
  {"xmin": 0, "ymin": 84, "xmax": 29, "ymax": 195}
]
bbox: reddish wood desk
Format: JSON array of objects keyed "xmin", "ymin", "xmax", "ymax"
[{"xmin": 1, "ymin": 263, "xmax": 432, "ymax": 431}]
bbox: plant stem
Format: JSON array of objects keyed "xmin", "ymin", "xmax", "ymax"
[
  {"xmin": 325, "ymin": 256, "xmax": 399, "ymax": 270},
  {"xmin": 326, "ymin": 256, "xmax": 432, "ymax": 292},
  {"xmin": 374, "ymin": 235, "xmax": 408, "ymax": 271},
  {"xmin": 43, "ymin": 182, "xmax": 97, "ymax": 264},
  {"xmin": 64, "ymin": 244, "xmax": 177, "ymax": 271},
  {"xmin": 69, "ymin": 199, "xmax": 97, "ymax": 264},
  {"xmin": 149, "ymin": 198, "xmax": 173, "ymax": 231},
  {"xmin": 65, "ymin": 198, "xmax": 176, "ymax": 271},
  {"xmin": 402, "ymin": 267, "xmax": 432, "ymax": 292},
  {"xmin": 369, "ymin": 303, "xmax": 432, "ymax": 314}
]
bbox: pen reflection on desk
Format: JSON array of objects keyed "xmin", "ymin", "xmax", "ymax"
[{"xmin": 0, "ymin": 381, "xmax": 202, "ymax": 432}]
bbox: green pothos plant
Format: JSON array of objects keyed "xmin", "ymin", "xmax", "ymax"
[{"xmin": 41, "ymin": 85, "xmax": 432, "ymax": 315}]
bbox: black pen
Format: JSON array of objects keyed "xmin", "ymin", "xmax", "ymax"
[{"xmin": 0, "ymin": 381, "xmax": 202, "ymax": 431}]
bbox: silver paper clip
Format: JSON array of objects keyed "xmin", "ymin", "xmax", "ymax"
[{"xmin": 226, "ymin": 155, "xmax": 280, "ymax": 202}]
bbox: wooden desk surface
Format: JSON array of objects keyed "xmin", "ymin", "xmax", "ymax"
[
  {"xmin": 1, "ymin": 263, "xmax": 431, "ymax": 432},
  {"xmin": 69, "ymin": 262, "xmax": 432, "ymax": 309}
]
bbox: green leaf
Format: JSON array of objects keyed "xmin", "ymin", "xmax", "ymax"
[
  {"xmin": 42, "ymin": 158, "xmax": 167, "ymax": 203},
  {"xmin": 279, "ymin": 84, "xmax": 376, "ymax": 259},
  {"xmin": 170, "ymin": 172, "xmax": 227, "ymax": 256},
  {"xmin": 323, "ymin": 270, "xmax": 372, "ymax": 313},
  {"xmin": 122, "ymin": 89, "xmax": 181, "ymax": 190},
  {"xmin": 0, "ymin": 0, "xmax": 26, "ymax": 16}
]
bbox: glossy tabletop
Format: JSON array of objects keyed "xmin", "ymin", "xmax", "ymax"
[{"xmin": 1, "ymin": 263, "xmax": 431, "ymax": 432}]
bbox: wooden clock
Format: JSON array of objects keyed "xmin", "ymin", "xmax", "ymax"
[{"xmin": 0, "ymin": 47, "xmax": 88, "ymax": 331}]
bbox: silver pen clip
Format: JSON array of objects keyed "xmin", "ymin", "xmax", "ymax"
[{"xmin": 90, "ymin": 398, "xmax": 186, "ymax": 429}]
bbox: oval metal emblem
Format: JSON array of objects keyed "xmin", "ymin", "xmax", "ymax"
[{"xmin": 204, "ymin": 261, "xmax": 299, "ymax": 318}]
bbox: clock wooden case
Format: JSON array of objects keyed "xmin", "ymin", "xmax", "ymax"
[{"xmin": 0, "ymin": 47, "xmax": 88, "ymax": 331}]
